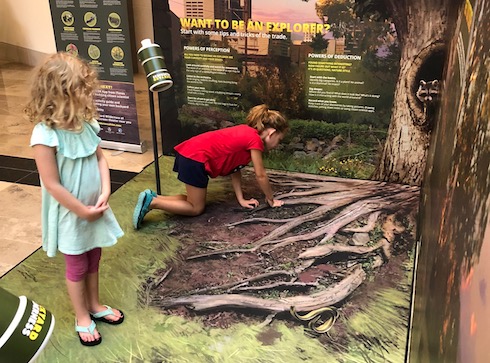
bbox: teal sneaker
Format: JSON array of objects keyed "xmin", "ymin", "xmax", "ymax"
[{"xmin": 133, "ymin": 189, "xmax": 157, "ymax": 229}]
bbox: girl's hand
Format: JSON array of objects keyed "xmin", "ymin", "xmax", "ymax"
[
  {"xmin": 239, "ymin": 198, "xmax": 259, "ymax": 209},
  {"xmin": 83, "ymin": 205, "xmax": 109, "ymax": 221},
  {"xmin": 267, "ymin": 198, "xmax": 284, "ymax": 208},
  {"xmin": 95, "ymin": 193, "xmax": 110, "ymax": 208}
]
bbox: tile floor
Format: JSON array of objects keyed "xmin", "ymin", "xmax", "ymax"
[{"xmin": 0, "ymin": 59, "xmax": 159, "ymax": 277}]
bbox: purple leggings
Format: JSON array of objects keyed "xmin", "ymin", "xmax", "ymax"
[{"xmin": 63, "ymin": 248, "xmax": 102, "ymax": 282}]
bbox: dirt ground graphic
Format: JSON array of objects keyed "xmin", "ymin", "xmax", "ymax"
[{"xmin": 142, "ymin": 169, "xmax": 419, "ymax": 349}]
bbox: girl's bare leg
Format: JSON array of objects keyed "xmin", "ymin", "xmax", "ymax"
[
  {"xmin": 157, "ymin": 194, "xmax": 187, "ymax": 201},
  {"xmin": 66, "ymin": 278, "xmax": 100, "ymax": 343},
  {"xmin": 85, "ymin": 271, "xmax": 123, "ymax": 322},
  {"xmin": 150, "ymin": 184, "xmax": 207, "ymax": 216}
]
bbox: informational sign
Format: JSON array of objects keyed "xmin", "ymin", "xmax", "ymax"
[
  {"xmin": 49, "ymin": 0, "xmax": 145, "ymax": 153},
  {"xmin": 169, "ymin": 0, "xmax": 399, "ymax": 125},
  {"xmin": 306, "ymin": 53, "xmax": 380, "ymax": 113},
  {"xmin": 183, "ymin": 45, "xmax": 241, "ymax": 108}
]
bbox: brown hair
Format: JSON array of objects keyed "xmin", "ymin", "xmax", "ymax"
[
  {"xmin": 24, "ymin": 52, "xmax": 99, "ymax": 131},
  {"xmin": 246, "ymin": 104, "xmax": 288, "ymax": 134}
]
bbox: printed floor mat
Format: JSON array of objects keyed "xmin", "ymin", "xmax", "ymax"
[{"xmin": 0, "ymin": 156, "xmax": 417, "ymax": 362}]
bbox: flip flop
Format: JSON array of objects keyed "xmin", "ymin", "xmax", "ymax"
[
  {"xmin": 133, "ymin": 189, "xmax": 156, "ymax": 229},
  {"xmin": 75, "ymin": 320, "xmax": 102, "ymax": 346},
  {"xmin": 91, "ymin": 305, "xmax": 125, "ymax": 325}
]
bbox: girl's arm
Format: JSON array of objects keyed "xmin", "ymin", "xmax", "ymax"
[
  {"xmin": 95, "ymin": 146, "xmax": 111, "ymax": 208},
  {"xmin": 250, "ymin": 149, "xmax": 284, "ymax": 207},
  {"xmin": 33, "ymin": 144, "xmax": 108, "ymax": 221},
  {"xmin": 230, "ymin": 170, "xmax": 259, "ymax": 208}
]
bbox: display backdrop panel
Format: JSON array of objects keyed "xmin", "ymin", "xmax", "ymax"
[
  {"xmin": 5, "ymin": 1, "xmax": 487, "ymax": 362},
  {"xmin": 409, "ymin": 0, "xmax": 490, "ymax": 361},
  {"xmin": 172, "ymin": 0, "xmax": 398, "ymax": 125},
  {"xmin": 162, "ymin": 0, "xmax": 404, "ymax": 187},
  {"xmin": 49, "ymin": 0, "xmax": 144, "ymax": 151}
]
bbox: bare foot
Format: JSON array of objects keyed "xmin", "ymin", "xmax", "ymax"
[
  {"xmin": 76, "ymin": 316, "xmax": 101, "ymax": 343},
  {"xmin": 90, "ymin": 304, "xmax": 123, "ymax": 323}
]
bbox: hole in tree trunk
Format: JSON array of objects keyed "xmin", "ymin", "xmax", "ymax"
[{"xmin": 409, "ymin": 45, "xmax": 447, "ymax": 129}]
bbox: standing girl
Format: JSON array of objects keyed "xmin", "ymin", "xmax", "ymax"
[
  {"xmin": 133, "ymin": 104, "xmax": 288, "ymax": 229},
  {"xmin": 27, "ymin": 52, "xmax": 124, "ymax": 346}
]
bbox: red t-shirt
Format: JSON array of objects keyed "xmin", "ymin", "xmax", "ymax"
[{"xmin": 174, "ymin": 124, "xmax": 264, "ymax": 178}]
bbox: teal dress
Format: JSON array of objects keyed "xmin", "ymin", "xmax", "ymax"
[{"xmin": 30, "ymin": 120, "xmax": 124, "ymax": 257}]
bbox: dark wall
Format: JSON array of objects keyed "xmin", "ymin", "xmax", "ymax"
[
  {"xmin": 409, "ymin": 0, "xmax": 490, "ymax": 361},
  {"xmin": 151, "ymin": 0, "xmax": 182, "ymax": 153}
]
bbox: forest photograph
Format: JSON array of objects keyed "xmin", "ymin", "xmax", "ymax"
[{"xmin": 134, "ymin": 0, "xmax": 458, "ymax": 360}]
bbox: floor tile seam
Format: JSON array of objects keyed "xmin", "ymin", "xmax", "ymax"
[
  {"xmin": 0, "ymin": 250, "xmax": 41, "ymax": 262},
  {"xmin": 0, "ymin": 240, "xmax": 42, "ymax": 249},
  {"xmin": 0, "ymin": 180, "xmax": 130, "ymax": 191},
  {"xmin": 3, "ymin": 179, "xmax": 40, "ymax": 187},
  {"xmin": 0, "ymin": 214, "xmax": 40, "ymax": 222},
  {"xmin": 0, "ymin": 248, "xmax": 41, "ymax": 274},
  {"xmin": 0, "ymin": 165, "xmax": 37, "ymax": 172},
  {"xmin": 0, "ymin": 155, "xmax": 145, "ymax": 174},
  {"xmin": 15, "ymin": 171, "xmax": 39, "ymax": 182},
  {"xmin": 110, "ymin": 171, "xmax": 139, "ymax": 177},
  {"xmin": 0, "ymin": 169, "xmax": 136, "ymax": 180},
  {"xmin": 0, "ymin": 155, "xmax": 35, "ymax": 160},
  {"xmin": 111, "ymin": 177, "xmax": 137, "ymax": 184},
  {"xmin": 0, "ymin": 164, "xmax": 139, "ymax": 175},
  {"xmin": 0, "ymin": 179, "xmax": 38, "ymax": 186}
]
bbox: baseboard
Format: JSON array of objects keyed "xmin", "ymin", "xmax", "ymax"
[
  {"xmin": 0, "ymin": 43, "xmax": 50, "ymax": 67},
  {"xmin": 100, "ymin": 139, "xmax": 148, "ymax": 154}
]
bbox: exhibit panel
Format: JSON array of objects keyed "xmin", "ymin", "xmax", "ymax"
[
  {"xmin": 1, "ymin": 0, "xmax": 489, "ymax": 362},
  {"xmin": 166, "ymin": 0, "xmax": 398, "ymax": 151},
  {"xmin": 49, "ymin": 0, "xmax": 145, "ymax": 152},
  {"xmin": 147, "ymin": 0, "xmax": 417, "ymax": 361},
  {"xmin": 409, "ymin": 0, "xmax": 490, "ymax": 361}
]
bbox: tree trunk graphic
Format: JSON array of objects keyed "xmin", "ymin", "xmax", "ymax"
[{"xmin": 369, "ymin": 0, "xmax": 461, "ymax": 185}]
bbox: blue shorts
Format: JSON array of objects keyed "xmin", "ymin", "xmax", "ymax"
[{"xmin": 173, "ymin": 152, "xmax": 209, "ymax": 188}]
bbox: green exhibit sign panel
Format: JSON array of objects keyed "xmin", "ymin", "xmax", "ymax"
[{"xmin": 49, "ymin": 0, "xmax": 144, "ymax": 152}]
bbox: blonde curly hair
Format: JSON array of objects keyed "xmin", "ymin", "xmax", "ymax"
[
  {"xmin": 246, "ymin": 104, "xmax": 288, "ymax": 134},
  {"xmin": 25, "ymin": 52, "xmax": 98, "ymax": 131}
]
